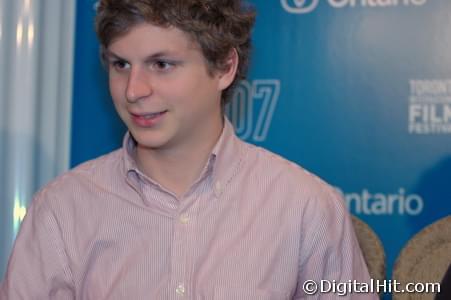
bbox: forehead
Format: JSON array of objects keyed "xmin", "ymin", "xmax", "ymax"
[{"xmin": 107, "ymin": 23, "xmax": 200, "ymax": 56}]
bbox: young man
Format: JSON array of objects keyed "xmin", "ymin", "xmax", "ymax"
[{"xmin": 1, "ymin": 0, "xmax": 375, "ymax": 298}]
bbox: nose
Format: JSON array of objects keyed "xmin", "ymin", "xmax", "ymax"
[{"xmin": 126, "ymin": 68, "xmax": 152, "ymax": 103}]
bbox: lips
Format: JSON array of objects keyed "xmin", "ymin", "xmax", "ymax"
[
  {"xmin": 130, "ymin": 110, "xmax": 167, "ymax": 127},
  {"xmin": 140, "ymin": 111, "xmax": 165, "ymax": 119}
]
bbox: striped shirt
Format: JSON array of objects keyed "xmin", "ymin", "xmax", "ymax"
[{"xmin": 1, "ymin": 119, "xmax": 375, "ymax": 299}]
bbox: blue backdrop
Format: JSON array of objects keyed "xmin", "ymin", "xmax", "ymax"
[{"xmin": 72, "ymin": 0, "xmax": 451, "ymax": 298}]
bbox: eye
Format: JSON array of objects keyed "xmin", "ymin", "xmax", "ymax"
[
  {"xmin": 152, "ymin": 60, "xmax": 175, "ymax": 72},
  {"xmin": 111, "ymin": 59, "xmax": 130, "ymax": 71}
]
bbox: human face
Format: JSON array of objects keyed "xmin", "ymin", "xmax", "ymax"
[{"xmin": 106, "ymin": 23, "xmax": 235, "ymax": 155}]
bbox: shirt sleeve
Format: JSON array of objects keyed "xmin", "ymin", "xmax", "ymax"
[
  {"xmin": 0, "ymin": 193, "xmax": 75, "ymax": 299},
  {"xmin": 293, "ymin": 187, "xmax": 379, "ymax": 299}
]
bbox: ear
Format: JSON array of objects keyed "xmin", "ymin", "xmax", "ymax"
[{"xmin": 217, "ymin": 48, "xmax": 239, "ymax": 91}]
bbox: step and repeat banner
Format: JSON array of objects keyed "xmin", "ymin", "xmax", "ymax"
[{"xmin": 72, "ymin": 0, "xmax": 451, "ymax": 298}]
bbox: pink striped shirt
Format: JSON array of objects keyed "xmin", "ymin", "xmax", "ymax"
[{"xmin": 1, "ymin": 119, "xmax": 375, "ymax": 299}]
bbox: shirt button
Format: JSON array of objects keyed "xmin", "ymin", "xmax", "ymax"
[
  {"xmin": 176, "ymin": 284, "xmax": 185, "ymax": 296},
  {"xmin": 179, "ymin": 214, "xmax": 190, "ymax": 224},
  {"xmin": 215, "ymin": 181, "xmax": 222, "ymax": 196}
]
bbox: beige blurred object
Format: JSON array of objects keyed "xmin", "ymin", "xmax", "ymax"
[
  {"xmin": 393, "ymin": 215, "xmax": 451, "ymax": 300},
  {"xmin": 351, "ymin": 216, "xmax": 386, "ymax": 286}
]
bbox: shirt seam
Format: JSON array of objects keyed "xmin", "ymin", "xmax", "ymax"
[{"xmin": 38, "ymin": 198, "xmax": 76, "ymax": 289}]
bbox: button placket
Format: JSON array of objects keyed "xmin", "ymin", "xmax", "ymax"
[
  {"xmin": 170, "ymin": 179, "xmax": 209, "ymax": 298},
  {"xmin": 170, "ymin": 211, "xmax": 188, "ymax": 298},
  {"xmin": 171, "ymin": 193, "xmax": 199, "ymax": 298}
]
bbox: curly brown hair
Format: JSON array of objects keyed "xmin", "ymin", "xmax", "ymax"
[{"xmin": 95, "ymin": 0, "xmax": 256, "ymax": 106}]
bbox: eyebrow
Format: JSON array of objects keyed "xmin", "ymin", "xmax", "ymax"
[{"xmin": 105, "ymin": 50, "xmax": 180, "ymax": 62}]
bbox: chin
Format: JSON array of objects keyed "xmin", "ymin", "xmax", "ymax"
[{"xmin": 131, "ymin": 131, "xmax": 172, "ymax": 150}]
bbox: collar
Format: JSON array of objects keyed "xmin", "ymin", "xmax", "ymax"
[
  {"xmin": 121, "ymin": 117, "xmax": 244, "ymax": 197},
  {"xmin": 209, "ymin": 117, "xmax": 244, "ymax": 196}
]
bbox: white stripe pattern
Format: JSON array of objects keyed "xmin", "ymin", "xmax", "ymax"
[{"xmin": 1, "ymin": 120, "xmax": 376, "ymax": 299}]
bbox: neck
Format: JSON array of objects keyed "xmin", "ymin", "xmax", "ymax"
[{"xmin": 135, "ymin": 117, "xmax": 224, "ymax": 197}]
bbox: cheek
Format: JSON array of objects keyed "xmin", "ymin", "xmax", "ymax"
[
  {"xmin": 174, "ymin": 74, "xmax": 217, "ymax": 100},
  {"xmin": 109, "ymin": 76, "xmax": 126, "ymax": 104}
]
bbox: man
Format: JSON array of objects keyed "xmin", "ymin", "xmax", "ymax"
[{"xmin": 1, "ymin": 0, "xmax": 375, "ymax": 298}]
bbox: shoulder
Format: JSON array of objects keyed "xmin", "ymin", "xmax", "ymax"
[
  {"xmin": 32, "ymin": 149, "xmax": 123, "ymax": 210},
  {"xmin": 237, "ymin": 140, "xmax": 346, "ymax": 214},
  {"xmin": 242, "ymin": 142, "xmax": 334, "ymax": 192}
]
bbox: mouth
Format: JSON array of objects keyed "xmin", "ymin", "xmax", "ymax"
[
  {"xmin": 130, "ymin": 110, "xmax": 168, "ymax": 127},
  {"xmin": 134, "ymin": 111, "xmax": 167, "ymax": 119}
]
